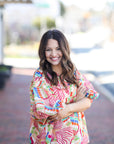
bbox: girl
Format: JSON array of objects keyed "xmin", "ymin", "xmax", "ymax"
[{"xmin": 29, "ymin": 29, "xmax": 99, "ymax": 144}]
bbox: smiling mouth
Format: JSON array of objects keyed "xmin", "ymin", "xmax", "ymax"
[{"xmin": 51, "ymin": 57, "xmax": 59, "ymax": 61}]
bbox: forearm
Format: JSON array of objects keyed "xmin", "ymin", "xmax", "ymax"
[{"xmin": 67, "ymin": 97, "xmax": 92, "ymax": 113}]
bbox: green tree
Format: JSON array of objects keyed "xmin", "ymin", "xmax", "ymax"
[
  {"xmin": 32, "ymin": 17, "xmax": 43, "ymax": 40},
  {"xmin": 33, "ymin": 17, "xmax": 42, "ymax": 31},
  {"xmin": 59, "ymin": 1, "xmax": 66, "ymax": 16},
  {"xmin": 46, "ymin": 17, "xmax": 56, "ymax": 29}
]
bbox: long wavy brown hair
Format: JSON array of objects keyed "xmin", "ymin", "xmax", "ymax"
[{"xmin": 38, "ymin": 29, "xmax": 79, "ymax": 87}]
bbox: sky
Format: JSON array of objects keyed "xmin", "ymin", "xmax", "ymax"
[
  {"xmin": 31, "ymin": 0, "xmax": 114, "ymax": 11},
  {"xmin": 3, "ymin": 0, "xmax": 114, "ymax": 20},
  {"xmin": 60, "ymin": 0, "xmax": 114, "ymax": 11},
  {"xmin": 3, "ymin": 0, "xmax": 114, "ymax": 11}
]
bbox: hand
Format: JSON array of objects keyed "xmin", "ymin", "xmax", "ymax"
[
  {"xmin": 48, "ymin": 105, "xmax": 72, "ymax": 122},
  {"xmin": 76, "ymin": 86, "xmax": 87, "ymax": 101}
]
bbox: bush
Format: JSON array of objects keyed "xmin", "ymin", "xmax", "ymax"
[{"xmin": 46, "ymin": 17, "xmax": 56, "ymax": 29}]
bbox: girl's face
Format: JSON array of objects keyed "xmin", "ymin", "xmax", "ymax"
[{"xmin": 45, "ymin": 39, "xmax": 63, "ymax": 69}]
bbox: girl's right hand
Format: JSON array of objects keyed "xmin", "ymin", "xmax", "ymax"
[
  {"xmin": 76, "ymin": 86, "xmax": 87, "ymax": 101},
  {"xmin": 47, "ymin": 105, "xmax": 72, "ymax": 122}
]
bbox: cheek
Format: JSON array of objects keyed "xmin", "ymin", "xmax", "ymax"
[
  {"xmin": 59, "ymin": 52, "xmax": 63, "ymax": 57},
  {"xmin": 45, "ymin": 52, "xmax": 49, "ymax": 58}
]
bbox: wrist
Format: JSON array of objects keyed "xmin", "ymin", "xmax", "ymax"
[{"xmin": 67, "ymin": 104, "xmax": 73, "ymax": 114}]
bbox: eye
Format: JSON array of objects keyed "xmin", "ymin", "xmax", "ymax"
[
  {"xmin": 57, "ymin": 47, "xmax": 61, "ymax": 50},
  {"xmin": 45, "ymin": 48, "xmax": 51, "ymax": 51}
]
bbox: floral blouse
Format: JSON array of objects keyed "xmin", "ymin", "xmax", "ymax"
[{"xmin": 29, "ymin": 68, "xmax": 99, "ymax": 144}]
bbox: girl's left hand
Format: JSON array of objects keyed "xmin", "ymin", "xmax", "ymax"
[
  {"xmin": 48, "ymin": 105, "xmax": 72, "ymax": 122},
  {"xmin": 76, "ymin": 86, "xmax": 87, "ymax": 101}
]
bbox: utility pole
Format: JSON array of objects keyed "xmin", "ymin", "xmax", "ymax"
[{"xmin": 0, "ymin": 6, "xmax": 4, "ymax": 64}]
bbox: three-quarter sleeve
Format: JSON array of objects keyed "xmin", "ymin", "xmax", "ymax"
[
  {"xmin": 30, "ymin": 69, "xmax": 63, "ymax": 125},
  {"xmin": 75, "ymin": 69, "xmax": 99, "ymax": 100}
]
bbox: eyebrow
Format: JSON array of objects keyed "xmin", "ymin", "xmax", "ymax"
[{"xmin": 46, "ymin": 46, "xmax": 59, "ymax": 49}]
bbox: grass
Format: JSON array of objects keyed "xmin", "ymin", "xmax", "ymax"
[
  {"xmin": 4, "ymin": 43, "xmax": 40, "ymax": 59},
  {"xmin": 5, "ymin": 55, "xmax": 38, "ymax": 59}
]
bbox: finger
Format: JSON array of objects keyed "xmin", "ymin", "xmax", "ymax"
[
  {"xmin": 78, "ymin": 86, "xmax": 83, "ymax": 91},
  {"xmin": 81, "ymin": 88, "xmax": 87, "ymax": 94},
  {"xmin": 48, "ymin": 113, "xmax": 60, "ymax": 121},
  {"xmin": 78, "ymin": 86, "xmax": 86, "ymax": 92},
  {"xmin": 48, "ymin": 114, "xmax": 57, "ymax": 120},
  {"xmin": 50, "ymin": 116, "xmax": 59, "ymax": 122},
  {"xmin": 81, "ymin": 87, "xmax": 87, "ymax": 93},
  {"xmin": 77, "ymin": 87, "xmax": 82, "ymax": 93},
  {"xmin": 80, "ymin": 88, "xmax": 86, "ymax": 95}
]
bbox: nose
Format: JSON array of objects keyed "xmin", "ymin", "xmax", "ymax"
[{"xmin": 51, "ymin": 50, "xmax": 56, "ymax": 56}]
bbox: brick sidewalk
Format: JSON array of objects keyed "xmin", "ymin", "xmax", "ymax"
[{"xmin": 0, "ymin": 68, "xmax": 114, "ymax": 144}]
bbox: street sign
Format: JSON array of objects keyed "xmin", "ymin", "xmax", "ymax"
[{"xmin": 34, "ymin": 3, "xmax": 50, "ymax": 8}]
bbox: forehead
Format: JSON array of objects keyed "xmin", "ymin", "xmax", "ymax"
[{"xmin": 46, "ymin": 39, "xmax": 59, "ymax": 47}]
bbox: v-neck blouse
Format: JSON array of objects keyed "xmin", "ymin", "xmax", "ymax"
[{"xmin": 29, "ymin": 68, "xmax": 99, "ymax": 144}]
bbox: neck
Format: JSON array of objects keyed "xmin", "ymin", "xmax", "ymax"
[{"xmin": 52, "ymin": 65, "xmax": 62, "ymax": 75}]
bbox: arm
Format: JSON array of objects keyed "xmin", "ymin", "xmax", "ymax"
[
  {"xmin": 31, "ymin": 87, "xmax": 63, "ymax": 123},
  {"xmin": 33, "ymin": 87, "xmax": 59, "ymax": 115},
  {"xmin": 58, "ymin": 97, "xmax": 91, "ymax": 119},
  {"xmin": 57, "ymin": 86, "xmax": 92, "ymax": 119},
  {"xmin": 68, "ymin": 97, "xmax": 91, "ymax": 113},
  {"xmin": 30, "ymin": 69, "xmax": 64, "ymax": 124},
  {"xmin": 75, "ymin": 69, "xmax": 99, "ymax": 100},
  {"xmin": 48, "ymin": 92, "xmax": 91, "ymax": 121},
  {"xmin": 48, "ymin": 70, "xmax": 99, "ymax": 121}
]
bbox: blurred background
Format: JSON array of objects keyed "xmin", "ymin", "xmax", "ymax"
[{"xmin": 0, "ymin": 0, "xmax": 114, "ymax": 144}]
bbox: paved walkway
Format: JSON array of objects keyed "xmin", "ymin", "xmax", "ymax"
[{"xmin": 0, "ymin": 68, "xmax": 114, "ymax": 144}]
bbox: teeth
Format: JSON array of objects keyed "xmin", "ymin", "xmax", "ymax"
[{"xmin": 51, "ymin": 58, "xmax": 58, "ymax": 60}]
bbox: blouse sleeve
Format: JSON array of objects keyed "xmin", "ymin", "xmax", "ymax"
[
  {"xmin": 30, "ymin": 69, "xmax": 63, "ymax": 125},
  {"xmin": 75, "ymin": 69, "xmax": 99, "ymax": 100}
]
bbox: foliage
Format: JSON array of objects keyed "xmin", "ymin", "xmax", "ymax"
[
  {"xmin": 33, "ymin": 17, "xmax": 42, "ymax": 30},
  {"xmin": 59, "ymin": 1, "xmax": 66, "ymax": 16},
  {"xmin": 0, "ymin": 66, "xmax": 9, "ymax": 71},
  {"xmin": 46, "ymin": 17, "xmax": 56, "ymax": 29}
]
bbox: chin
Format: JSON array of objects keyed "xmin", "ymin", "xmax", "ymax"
[
  {"xmin": 50, "ymin": 61, "xmax": 62, "ymax": 66},
  {"xmin": 51, "ymin": 62, "xmax": 60, "ymax": 66},
  {"xmin": 48, "ymin": 60, "xmax": 61, "ymax": 65}
]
